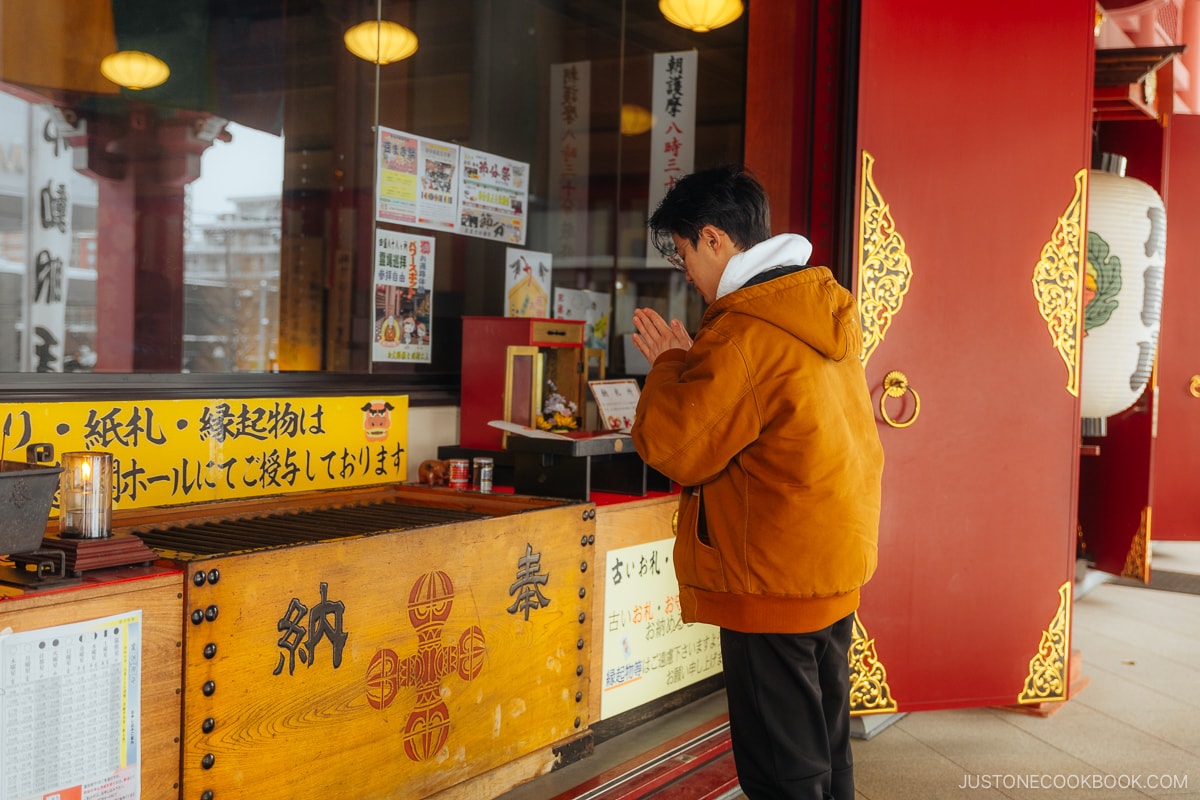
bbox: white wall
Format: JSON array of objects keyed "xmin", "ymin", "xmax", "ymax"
[{"xmin": 405, "ymin": 405, "xmax": 459, "ymax": 481}]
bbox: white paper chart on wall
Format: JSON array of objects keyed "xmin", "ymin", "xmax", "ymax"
[{"xmin": 0, "ymin": 611, "xmax": 142, "ymax": 800}]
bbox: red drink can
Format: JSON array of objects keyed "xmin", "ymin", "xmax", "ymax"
[{"xmin": 448, "ymin": 459, "xmax": 470, "ymax": 489}]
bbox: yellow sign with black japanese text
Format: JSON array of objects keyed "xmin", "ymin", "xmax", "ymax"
[{"xmin": 0, "ymin": 396, "xmax": 407, "ymax": 512}]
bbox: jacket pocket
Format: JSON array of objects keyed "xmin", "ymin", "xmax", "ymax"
[{"xmin": 674, "ymin": 487, "xmax": 728, "ymax": 592}]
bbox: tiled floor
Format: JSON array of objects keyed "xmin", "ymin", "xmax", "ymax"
[
  {"xmin": 853, "ymin": 548, "xmax": 1200, "ymax": 799},
  {"xmin": 497, "ymin": 541, "xmax": 1200, "ymax": 800}
]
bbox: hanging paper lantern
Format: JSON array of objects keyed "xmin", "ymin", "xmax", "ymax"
[
  {"xmin": 1080, "ymin": 167, "xmax": 1166, "ymax": 419},
  {"xmin": 620, "ymin": 104, "xmax": 654, "ymax": 136},
  {"xmin": 658, "ymin": 0, "xmax": 744, "ymax": 33},
  {"xmin": 344, "ymin": 20, "xmax": 419, "ymax": 65},
  {"xmin": 99, "ymin": 50, "xmax": 170, "ymax": 91}
]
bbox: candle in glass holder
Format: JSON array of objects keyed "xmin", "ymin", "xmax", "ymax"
[{"xmin": 59, "ymin": 451, "xmax": 113, "ymax": 538}]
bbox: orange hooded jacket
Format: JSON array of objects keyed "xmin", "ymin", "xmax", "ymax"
[{"xmin": 632, "ymin": 264, "xmax": 884, "ymax": 634}]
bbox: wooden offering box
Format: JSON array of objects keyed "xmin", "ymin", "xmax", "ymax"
[{"xmin": 123, "ymin": 484, "xmax": 596, "ymax": 800}]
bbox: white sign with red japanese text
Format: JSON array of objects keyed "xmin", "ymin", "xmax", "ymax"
[
  {"xmin": 548, "ymin": 62, "xmax": 591, "ymax": 261},
  {"xmin": 646, "ymin": 50, "xmax": 697, "ymax": 267},
  {"xmin": 601, "ymin": 537, "xmax": 721, "ymax": 719},
  {"xmin": 372, "ymin": 230, "xmax": 435, "ymax": 364}
]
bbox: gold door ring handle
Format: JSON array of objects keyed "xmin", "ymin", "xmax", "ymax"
[
  {"xmin": 1190, "ymin": 375, "xmax": 1200, "ymax": 398},
  {"xmin": 880, "ymin": 370, "xmax": 921, "ymax": 428}
]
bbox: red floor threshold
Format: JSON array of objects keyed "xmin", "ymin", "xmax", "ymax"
[{"xmin": 549, "ymin": 715, "xmax": 741, "ymax": 800}]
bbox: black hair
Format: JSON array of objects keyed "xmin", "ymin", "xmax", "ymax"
[{"xmin": 647, "ymin": 164, "xmax": 771, "ymax": 257}]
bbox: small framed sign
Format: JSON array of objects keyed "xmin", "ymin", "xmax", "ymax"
[{"xmin": 588, "ymin": 379, "xmax": 641, "ymax": 432}]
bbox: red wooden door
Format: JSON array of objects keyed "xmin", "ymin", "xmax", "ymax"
[
  {"xmin": 1153, "ymin": 117, "xmax": 1200, "ymax": 541},
  {"xmin": 849, "ymin": 0, "xmax": 1094, "ymax": 712}
]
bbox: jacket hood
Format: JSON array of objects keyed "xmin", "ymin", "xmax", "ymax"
[
  {"xmin": 707, "ymin": 242, "xmax": 862, "ymax": 363},
  {"xmin": 716, "ymin": 234, "xmax": 812, "ymax": 299}
]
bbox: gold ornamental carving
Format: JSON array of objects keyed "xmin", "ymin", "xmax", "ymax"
[
  {"xmin": 1121, "ymin": 506, "xmax": 1151, "ymax": 583},
  {"xmin": 848, "ymin": 612, "xmax": 898, "ymax": 714},
  {"xmin": 858, "ymin": 151, "xmax": 913, "ymax": 368},
  {"xmin": 1031, "ymin": 169, "xmax": 1087, "ymax": 397},
  {"xmin": 1017, "ymin": 581, "xmax": 1072, "ymax": 705}
]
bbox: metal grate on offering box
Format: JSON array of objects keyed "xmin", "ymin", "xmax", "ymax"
[{"xmin": 132, "ymin": 500, "xmax": 488, "ymax": 559}]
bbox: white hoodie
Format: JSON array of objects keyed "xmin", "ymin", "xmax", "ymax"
[{"xmin": 715, "ymin": 233, "xmax": 813, "ymax": 300}]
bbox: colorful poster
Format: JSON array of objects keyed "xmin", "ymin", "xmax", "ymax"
[
  {"xmin": 504, "ymin": 247, "xmax": 552, "ymax": 318},
  {"xmin": 554, "ymin": 287, "xmax": 609, "ymax": 351},
  {"xmin": 459, "ymin": 148, "xmax": 529, "ymax": 244},
  {"xmin": 376, "ymin": 127, "xmax": 419, "ymax": 225},
  {"xmin": 376, "ymin": 128, "xmax": 459, "ymax": 231},
  {"xmin": 601, "ymin": 538, "xmax": 722, "ymax": 719},
  {"xmin": 416, "ymin": 138, "xmax": 459, "ymax": 229},
  {"xmin": 548, "ymin": 62, "xmax": 591, "ymax": 260},
  {"xmin": 646, "ymin": 51, "xmax": 697, "ymax": 266},
  {"xmin": 373, "ymin": 230, "xmax": 435, "ymax": 364},
  {"xmin": 0, "ymin": 395, "xmax": 409, "ymax": 511},
  {"xmin": 0, "ymin": 612, "xmax": 143, "ymax": 800}
]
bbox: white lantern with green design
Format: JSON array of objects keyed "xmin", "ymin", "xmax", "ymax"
[{"xmin": 1080, "ymin": 164, "xmax": 1166, "ymax": 422}]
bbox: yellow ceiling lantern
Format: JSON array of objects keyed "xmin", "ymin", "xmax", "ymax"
[
  {"xmin": 620, "ymin": 104, "xmax": 654, "ymax": 136},
  {"xmin": 99, "ymin": 50, "xmax": 170, "ymax": 90},
  {"xmin": 344, "ymin": 19, "xmax": 419, "ymax": 65},
  {"xmin": 659, "ymin": 0, "xmax": 744, "ymax": 33}
]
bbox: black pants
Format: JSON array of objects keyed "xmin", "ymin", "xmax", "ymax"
[{"xmin": 720, "ymin": 613, "xmax": 855, "ymax": 800}]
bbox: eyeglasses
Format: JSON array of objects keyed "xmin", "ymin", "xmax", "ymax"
[{"xmin": 665, "ymin": 250, "xmax": 687, "ymax": 272}]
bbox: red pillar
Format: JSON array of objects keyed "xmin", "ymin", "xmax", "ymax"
[{"xmin": 78, "ymin": 106, "xmax": 212, "ymax": 372}]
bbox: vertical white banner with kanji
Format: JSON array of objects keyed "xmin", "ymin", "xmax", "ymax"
[
  {"xmin": 646, "ymin": 51, "xmax": 697, "ymax": 266},
  {"xmin": 23, "ymin": 105, "xmax": 73, "ymax": 372},
  {"xmin": 548, "ymin": 61, "xmax": 590, "ymax": 262},
  {"xmin": 372, "ymin": 230, "xmax": 435, "ymax": 364}
]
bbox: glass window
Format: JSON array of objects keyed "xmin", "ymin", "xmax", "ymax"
[{"xmin": 0, "ymin": 1, "xmax": 746, "ymax": 395}]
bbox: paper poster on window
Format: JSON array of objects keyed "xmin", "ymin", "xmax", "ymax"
[
  {"xmin": 601, "ymin": 538, "xmax": 721, "ymax": 719},
  {"xmin": 554, "ymin": 287, "xmax": 609, "ymax": 351},
  {"xmin": 375, "ymin": 127, "xmax": 459, "ymax": 231},
  {"xmin": 373, "ymin": 230, "xmax": 435, "ymax": 363},
  {"xmin": 416, "ymin": 138, "xmax": 460, "ymax": 229},
  {"xmin": 549, "ymin": 62, "xmax": 590, "ymax": 260},
  {"xmin": 645, "ymin": 51, "xmax": 697, "ymax": 266},
  {"xmin": 505, "ymin": 248, "xmax": 552, "ymax": 318},
  {"xmin": 0, "ymin": 611, "xmax": 142, "ymax": 800},
  {"xmin": 459, "ymin": 148, "xmax": 529, "ymax": 244}
]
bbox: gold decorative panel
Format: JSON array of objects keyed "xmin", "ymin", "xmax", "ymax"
[
  {"xmin": 858, "ymin": 151, "xmax": 912, "ymax": 368},
  {"xmin": 1121, "ymin": 506, "xmax": 1151, "ymax": 583},
  {"xmin": 1031, "ymin": 169, "xmax": 1087, "ymax": 396},
  {"xmin": 1017, "ymin": 581, "xmax": 1072, "ymax": 705},
  {"xmin": 848, "ymin": 612, "xmax": 898, "ymax": 714}
]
